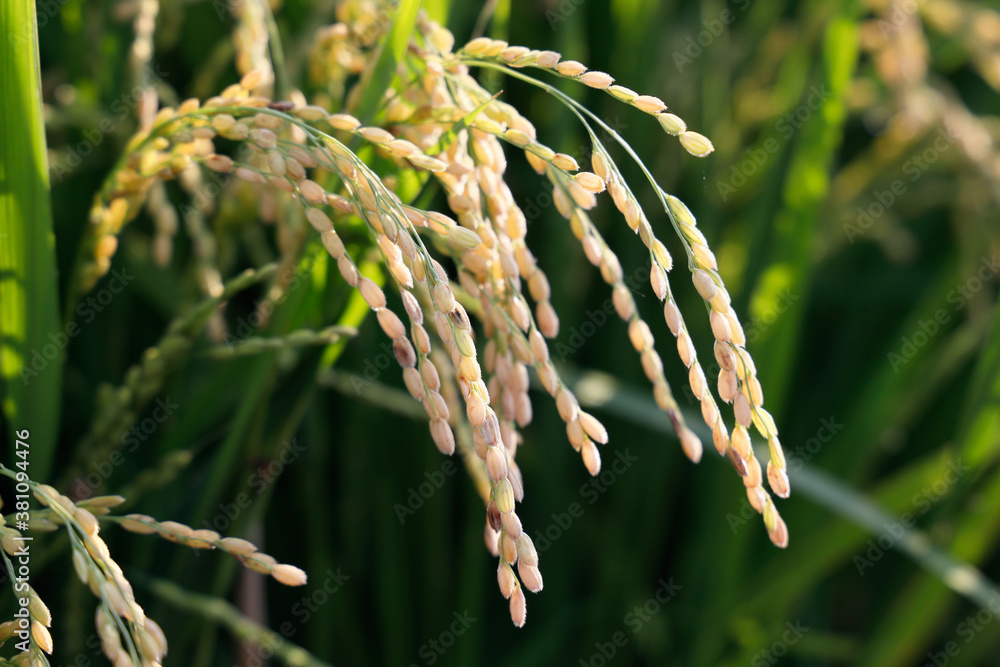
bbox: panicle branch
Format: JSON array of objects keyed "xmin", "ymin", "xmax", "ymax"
[{"xmin": 66, "ymin": 6, "xmax": 792, "ymax": 636}]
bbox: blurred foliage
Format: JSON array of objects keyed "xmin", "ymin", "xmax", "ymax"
[{"xmin": 2, "ymin": 0, "xmax": 1000, "ymax": 665}]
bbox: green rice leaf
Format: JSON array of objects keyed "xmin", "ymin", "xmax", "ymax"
[
  {"xmin": 351, "ymin": 0, "xmax": 423, "ymax": 125},
  {"xmin": 0, "ymin": 0, "xmax": 61, "ymax": 482}
]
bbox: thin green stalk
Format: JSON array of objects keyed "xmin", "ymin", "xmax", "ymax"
[
  {"xmin": 259, "ymin": 0, "xmax": 290, "ymax": 99},
  {"xmin": 457, "ymin": 60, "xmax": 703, "ymax": 269},
  {"xmin": 60, "ymin": 263, "xmax": 280, "ymax": 490},
  {"xmin": 562, "ymin": 367, "xmax": 1000, "ymax": 614},
  {"xmin": 201, "ymin": 325, "xmax": 357, "ymax": 358},
  {"xmin": 143, "ymin": 576, "xmax": 332, "ymax": 667}
]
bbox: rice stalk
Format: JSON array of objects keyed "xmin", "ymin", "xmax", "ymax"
[{"xmin": 52, "ymin": 1, "xmax": 793, "ymax": 631}]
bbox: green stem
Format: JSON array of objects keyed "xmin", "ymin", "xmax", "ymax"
[
  {"xmin": 142, "ymin": 576, "xmax": 332, "ymax": 667},
  {"xmin": 259, "ymin": 0, "xmax": 290, "ymax": 99},
  {"xmin": 563, "ymin": 367, "xmax": 1000, "ymax": 613}
]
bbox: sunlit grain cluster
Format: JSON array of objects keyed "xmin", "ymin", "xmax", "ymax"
[{"xmin": 68, "ymin": 0, "xmax": 790, "ymax": 629}]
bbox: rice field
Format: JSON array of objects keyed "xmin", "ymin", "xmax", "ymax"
[{"xmin": 1, "ymin": 0, "xmax": 999, "ymax": 665}]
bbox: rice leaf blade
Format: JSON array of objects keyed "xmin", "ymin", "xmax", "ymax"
[{"xmin": 0, "ymin": 0, "xmax": 61, "ymax": 482}]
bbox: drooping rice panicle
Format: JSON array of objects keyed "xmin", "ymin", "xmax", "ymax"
[
  {"xmin": 446, "ymin": 46, "xmax": 791, "ymax": 546},
  {"xmin": 61, "ymin": 9, "xmax": 793, "ymax": 644}
]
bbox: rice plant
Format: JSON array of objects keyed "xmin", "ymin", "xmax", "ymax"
[{"xmin": 3, "ymin": 0, "xmax": 999, "ymax": 665}]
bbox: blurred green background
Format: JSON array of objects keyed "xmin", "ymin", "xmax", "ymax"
[{"xmin": 4, "ymin": 0, "xmax": 1000, "ymax": 665}]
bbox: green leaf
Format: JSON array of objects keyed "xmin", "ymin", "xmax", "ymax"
[
  {"xmin": 0, "ymin": 0, "xmax": 61, "ymax": 482},
  {"xmin": 351, "ymin": 0, "xmax": 423, "ymax": 125},
  {"xmin": 750, "ymin": 5, "xmax": 863, "ymax": 416},
  {"xmin": 564, "ymin": 367, "xmax": 1000, "ymax": 617},
  {"xmin": 956, "ymin": 298, "xmax": 1000, "ymax": 464}
]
